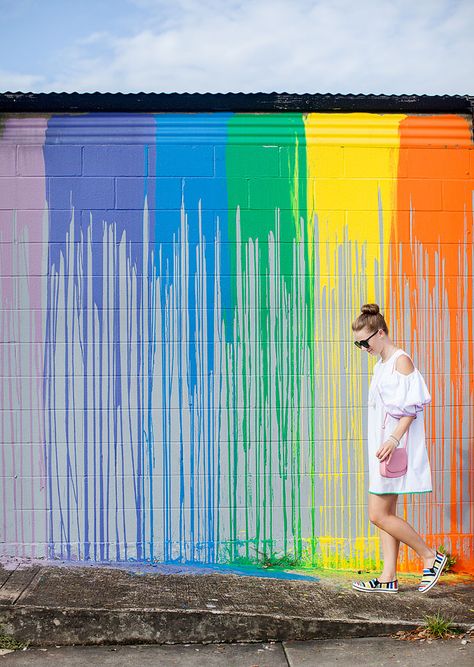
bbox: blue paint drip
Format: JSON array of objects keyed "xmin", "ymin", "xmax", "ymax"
[
  {"xmin": 154, "ymin": 114, "xmax": 232, "ymax": 563},
  {"xmin": 44, "ymin": 114, "xmax": 155, "ymax": 562},
  {"xmin": 44, "ymin": 113, "xmax": 235, "ymax": 564}
]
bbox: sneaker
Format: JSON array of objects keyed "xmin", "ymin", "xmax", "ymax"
[
  {"xmin": 418, "ymin": 551, "xmax": 448, "ymax": 593},
  {"xmin": 352, "ymin": 577, "xmax": 398, "ymax": 593}
]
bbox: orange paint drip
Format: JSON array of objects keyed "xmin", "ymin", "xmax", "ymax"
[{"xmin": 389, "ymin": 115, "xmax": 474, "ymax": 573}]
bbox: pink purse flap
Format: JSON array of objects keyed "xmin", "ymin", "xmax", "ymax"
[{"xmin": 385, "ymin": 449, "xmax": 407, "ymax": 473}]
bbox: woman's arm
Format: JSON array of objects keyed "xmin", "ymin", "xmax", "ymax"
[
  {"xmin": 391, "ymin": 415, "xmax": 416, "ymax": 442},
  {"xmin": 376, "ymin": 415, "xmax": 415, "ymax": 462},
  {"xmin": 376, "ymin": 354, "xmax": 416, "ymax": 462},
  {"xmin": 375, "ymin": 417, "xmax": 416, "ymax": 461}
]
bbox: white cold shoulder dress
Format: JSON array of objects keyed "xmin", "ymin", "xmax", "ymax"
[{"xmin": 367, "ymin": 348, "xmax": 432, "ymax": 495}]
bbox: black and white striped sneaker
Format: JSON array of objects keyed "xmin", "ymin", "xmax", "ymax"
[
  {"xmin": 418, "ymin": 551, "xmax": 448, "ymax": 593},
  {"xmin": 352, "ymin": 577, "xmax": 398, "ymax": 593}
]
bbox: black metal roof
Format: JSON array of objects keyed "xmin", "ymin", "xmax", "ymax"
[{"xmin": 0, "ymin": 92, "xmax": 473, "ymax": 114}]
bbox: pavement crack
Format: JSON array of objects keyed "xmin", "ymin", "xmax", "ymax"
[{"xmin": 281, "ymin": 641, "xmax": 292, "ymax": 666}]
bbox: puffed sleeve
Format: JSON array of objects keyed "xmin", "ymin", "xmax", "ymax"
[{"xmin": 378, "ymin": 369, "xmax": 431, "ymax": 419}]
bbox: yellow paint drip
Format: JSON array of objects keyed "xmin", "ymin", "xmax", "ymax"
[
  {"xmin": 305, "ymin": 113, "xmax": 405, "ymax": 289},
  {"xmin": 305, "ymin": 113, "xmax": 405, "ymax": 566}
]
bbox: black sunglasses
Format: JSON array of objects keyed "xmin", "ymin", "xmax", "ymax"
[{"xmin": 354, "ymin": 330, "xmax": 379, "ymax": 349}]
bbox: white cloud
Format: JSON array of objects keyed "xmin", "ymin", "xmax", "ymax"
[
  {"xmin": 19, "ymin": 0, "xmax": 474, "ymax": 93},
  {"xmin": 0, "ymin": 70, "xmax": 45, "ymax": 92}
]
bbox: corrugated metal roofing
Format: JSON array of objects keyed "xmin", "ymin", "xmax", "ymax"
[{"xmin": 0, "ymin": 92, "xmax": 473, "ymax": 114}]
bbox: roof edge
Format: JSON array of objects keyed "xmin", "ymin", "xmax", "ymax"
[{"xmin": 1, "ymin": 92, "xmax": 473, "ymax": 114}]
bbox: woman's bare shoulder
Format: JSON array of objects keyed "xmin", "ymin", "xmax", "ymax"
[{"xmin": 394, "ymin": 354, "xmax": 415, "ymax": 375}]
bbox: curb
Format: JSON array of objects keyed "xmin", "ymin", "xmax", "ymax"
[{"xmin": 1, "ymin": 606, "xmax": 471, "ymax": 647}]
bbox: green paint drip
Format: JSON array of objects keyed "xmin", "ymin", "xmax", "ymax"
[{"xmin": 225, "ymin": 114, "xmax": 313, "ymax": 564}]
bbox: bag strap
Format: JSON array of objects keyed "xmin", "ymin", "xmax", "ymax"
[
  {"xmin": 381, "ymin": 411, "xmax": 408, "ymax": 450},
  {"xmin": 378, "ymin": 352, "xmax": 409, "ymax": 450}
]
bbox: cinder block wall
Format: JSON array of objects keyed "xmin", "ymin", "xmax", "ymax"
[{"xmin": 0, "ymin": 112, "xmax": 472, "ymax": 572}]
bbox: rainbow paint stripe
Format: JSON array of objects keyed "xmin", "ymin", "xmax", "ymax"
[{"xmin": 0, "ymin": 112, "xmax": 472, "ymax": 572}]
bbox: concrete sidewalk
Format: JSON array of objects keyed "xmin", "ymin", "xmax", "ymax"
[
  {"xmin": 0, "ymin": 559, "xmax": 472, "ymax": 647},
  {"xmin": 1, "ymin": 639, "xmax": 473, "ymax": 667}
]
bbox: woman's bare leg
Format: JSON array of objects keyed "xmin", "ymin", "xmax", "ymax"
[
  {"xmin": 377, "ymin": 494, "xmax": 400, "ymax": 581},
  {"xmin": 368, "ymin": 493, "xmax": 436, "ymax": 570}
]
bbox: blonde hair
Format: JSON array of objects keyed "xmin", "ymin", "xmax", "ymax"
[{"xmin": 351, "ymin": 303, "xmax": 388, "ymax": 334}]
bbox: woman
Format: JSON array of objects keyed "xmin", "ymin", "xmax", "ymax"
[{"xmin": 351, "ymin": 303, "xmax": 447, "ymax": 593}]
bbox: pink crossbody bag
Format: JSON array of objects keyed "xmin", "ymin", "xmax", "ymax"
[
  {"xmin": 379, "ymin": 436, "xmax": 408, "ymax": 478},
  {"xmin": 377, "ymin": 359, "xmax": 408, "ymax": 479}
]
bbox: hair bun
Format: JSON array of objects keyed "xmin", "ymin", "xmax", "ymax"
[{"xmin": 361, "ymin": 303, "xmax": 380, "ymax": 315}]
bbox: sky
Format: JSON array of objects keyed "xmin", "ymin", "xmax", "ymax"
[{"xmin": 0, "ymin": 0, "xmax": 473, "ymax": 94}]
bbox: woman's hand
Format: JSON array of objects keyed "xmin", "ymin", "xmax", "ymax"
[{"xmin": 376, "ymin": 440, "xmax": 397, "ymax": 463}]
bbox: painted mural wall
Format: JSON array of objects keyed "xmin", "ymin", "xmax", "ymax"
[{"xmin": 0, "ymin": 112, "xmax": 472, "ymax": 572}]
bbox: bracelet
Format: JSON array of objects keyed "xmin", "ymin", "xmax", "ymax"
[{"xmin": 388, "ymin": 434, "xmax": 400, "ymax": 445}]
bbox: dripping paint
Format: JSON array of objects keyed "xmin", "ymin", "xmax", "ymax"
[{"xmin": 0, "ymin": 112, "xmax": 472, "ymax": 573}]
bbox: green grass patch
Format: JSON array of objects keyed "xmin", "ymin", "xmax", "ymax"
[
  {"xmin": 0, "ymin": 633, "xmax": 29, "ymax": 651},
  {"xmin": 437, "ymin": 545, "xmax": 457, "ymax": 573},
  {"xmin": 423, "ymin": 611, "xmax": 460, "ymax": 639},
  {"xmin": 254, "ymin": 549, "xmax": 304, "ymax": 568}
]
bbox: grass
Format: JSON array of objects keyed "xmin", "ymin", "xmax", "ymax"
[
  {"xmin": 423, "ymin": 611, "xmax": 458, "ymax": 639},
  {"xmin": 254, "ymin": 549, "xmax": 304, "ymax": 568},
  {"xmin": 225, "ymin": 544, "xmax": 306, "ymax": 569},
  {"xmin": 396, "ymin": 611, "xmax": 465, "ymax": 641},
  {"xmin": 0, "ymin": 634, "xmax": 29, "ymax": 651},
  {"xmin": 437, "ymin": 545, "xmax": 457, "ymax": 573}
]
